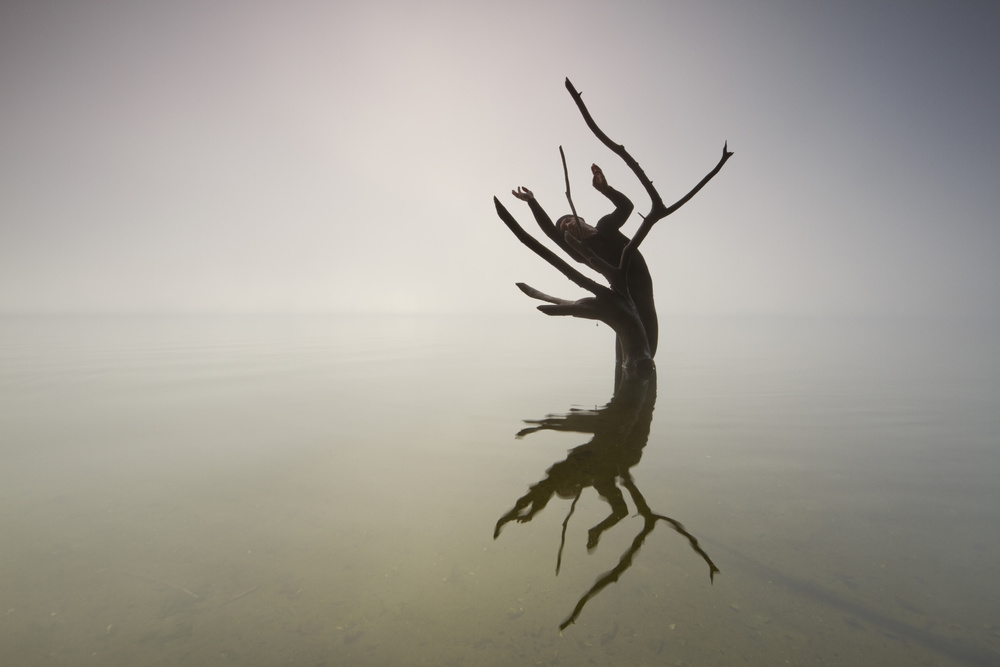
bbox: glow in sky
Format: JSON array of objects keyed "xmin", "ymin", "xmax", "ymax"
[{"xmin": 1, "ymin": 1, "xmax": 997, "ymax": 316}]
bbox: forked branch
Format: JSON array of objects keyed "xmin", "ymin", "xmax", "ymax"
[
  {"xmin": 564, "ymin": 78, "xmax": 734, "ymax": 270},
  {"xmin": 624, "ymin": 142, "xmax": 733, "ymax": 267}
]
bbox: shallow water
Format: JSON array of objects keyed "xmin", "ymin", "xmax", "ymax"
[{"xmin": 2, "ymin": 313, "xmax": 999, "ymax": 665}]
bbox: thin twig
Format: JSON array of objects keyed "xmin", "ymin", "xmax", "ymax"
[{"xmin": 559, "ymin": 146, "xmax": 579, "ymax": 221}]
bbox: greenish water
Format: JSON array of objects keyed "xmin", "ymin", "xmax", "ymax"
[{"xmin": 1, "ymin": 314, "xmax": 999, "ymax": 665}]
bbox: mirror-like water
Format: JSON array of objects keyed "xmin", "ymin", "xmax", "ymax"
[{"xmin": 2, "ymin": 314, "xmax": 998, "ymax": 666}]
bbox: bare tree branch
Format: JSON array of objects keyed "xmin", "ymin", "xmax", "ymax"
[
  {"xmin": 494, "ymin": 197, "xmax": 606, "ymax": 296},
  {"xmin": 622, "ymin": 142, "xmax": 734, "ymax": 268},
  {"xmin": 515, "ymin": 282, "xmax": 573, "ymax": 305},
  {"xmin": 516, "ymin": 285, "xmax": 604, "ymax": 321},
  {"xmin": 559, "ymin": 145, "xmax": 579, "ymax": 222},
  {"xmin": 539, "ymin": 301, "xmax": 604, "ymax": 319},
  {"xmin": 565, "ymin": 78, "xmax": 665, "ymax": 218},
  {"xmin": 564, "ymin": 78, "xmax": 734, "ymax": 271}
]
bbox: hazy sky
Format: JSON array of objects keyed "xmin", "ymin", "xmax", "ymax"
[{"xmin": 1, "ymin": 0, "xmax": 997, "ymax": 316}]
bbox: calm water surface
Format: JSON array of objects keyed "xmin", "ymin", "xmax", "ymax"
[{"xmin": 2, "ymin": 314, "xmax": 999, "ymax": 666}]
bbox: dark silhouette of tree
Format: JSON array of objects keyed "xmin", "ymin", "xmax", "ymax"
[
  {"xmin": 492, "ymin": 78, "xmax": 728, "ymax": 629},
  {"xmin": 494, "ymin": 79, "xmax": 733, "ymax": 377}
]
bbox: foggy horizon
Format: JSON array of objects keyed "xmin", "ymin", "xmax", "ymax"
[{"xmin": 2, "ymin": 1, "xmax": 998, "ymax": 318}]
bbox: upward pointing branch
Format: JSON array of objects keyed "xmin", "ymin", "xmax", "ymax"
[
  {"xmin": 559, "ymin": 146, "xmax": 579, "ymax": 222},
  {"xmin": 623, "ymin": 142, "xmax": 733, "ymax": 268},
  {"xmin": 493, "ymin": 197, "xmax": 607, "ymax": 296},
  {"xmin": 565, "ymin": 78, "xmax": 665, "ymax": 218},
  {"xmin": 564, "ymin": 78, "xmax": 734, "ymax": 270}
]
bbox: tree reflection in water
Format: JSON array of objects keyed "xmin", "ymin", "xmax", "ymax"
[{"xmin": 494, "ymin": 370, "xmax": 719, "ymax": 629}]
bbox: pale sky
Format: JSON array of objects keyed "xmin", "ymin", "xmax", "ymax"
[{"xmin": 1, "ymin": 0, "xmax": 997, "ymax": 316}]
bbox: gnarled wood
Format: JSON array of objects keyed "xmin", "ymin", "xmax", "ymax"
[{"xmin": 495, "ymin": 80, "xmax": 733, "ymax": 376}]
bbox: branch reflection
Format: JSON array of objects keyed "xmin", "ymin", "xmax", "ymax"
[{"xmin": 494, "ymin": 369, "xmax": 719, "ymax": 629}]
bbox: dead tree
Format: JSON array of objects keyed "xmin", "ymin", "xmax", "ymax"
[{"xmin": 494, "ymin": 79, "xmax": 733, "ymax": 376}]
